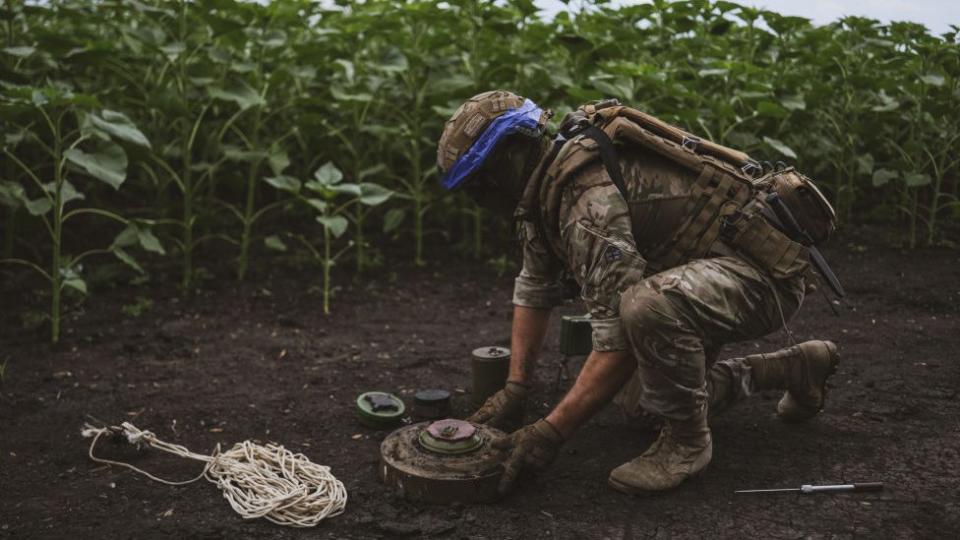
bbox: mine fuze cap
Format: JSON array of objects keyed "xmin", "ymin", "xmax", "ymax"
[{"xmin": 437, "ymin": 90, "xmax": 550, "ymax": 190}]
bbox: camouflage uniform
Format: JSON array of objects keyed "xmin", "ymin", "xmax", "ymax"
[{"xmin": 513, "ymin": 147, "xmax": 807, "ymax": 422}]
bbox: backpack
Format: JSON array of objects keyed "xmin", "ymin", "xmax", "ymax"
[{"xmin": 518, "ymin": 99, "xmax": 842, "ymax": 295}]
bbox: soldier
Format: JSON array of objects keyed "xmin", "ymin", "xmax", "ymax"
[{"xmin": 437, "ymin": 90, "xmax": 841, "ymax": 495}]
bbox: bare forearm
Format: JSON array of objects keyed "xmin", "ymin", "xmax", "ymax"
[
  {"xmin": 546, "ymin": 350, "xmax": 635, "ymax": 439},
  {"xmin": 508, "ymin": 305, "xmax": 552, "ymax": 385}
]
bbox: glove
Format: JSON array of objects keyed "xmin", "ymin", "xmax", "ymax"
[
  {"xmin": 467, "ymin": 381, "xmax": 528, "ymax": 431},
  {"xmin": 490, "ymin": 418, "xmax": 564, "ymax": 495}
]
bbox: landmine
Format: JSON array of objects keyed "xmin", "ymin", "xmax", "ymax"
[{"xmin": 380, "ymin": 419, "xmax": 507, "ymax": 503}]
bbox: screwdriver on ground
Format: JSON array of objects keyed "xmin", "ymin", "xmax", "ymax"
[{"xmin": 735, "ymin": 482, "xmax": 884, "ymax": 495}]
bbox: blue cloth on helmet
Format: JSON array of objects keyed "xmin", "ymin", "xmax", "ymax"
[{"xmin": 441, "ymin": 99, "xmax": 544, "ymax": 190}]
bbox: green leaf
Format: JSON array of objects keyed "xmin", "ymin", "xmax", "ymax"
[
  {"xmin": 62, "ymin": 277, "xmax": 88, "ymax": 295},
  {"xmin": 330, "ymin": 86, "xmax": 373, "ymax": 103},
  {"xmin": 113, "ymin": 222, "xmax": 163, "ymax": 254},
  {"xmin": 756, "ymin": 101, "xmax": 788, "ymax": 118},
  {"xmin": 113, "ymin": 247, "xmax": 144, "ymax": 274},
  {"xmin": 313, "ymin": 162, "xmax": 343, "ymax": 186},
  {"xmin": 330, "ymin": 183, "xmax": 362, "ymax": 196},
  {"xmin": 137, "ymin": 227, "xmax": 165, "ymax": 255},
  {"xmin": 304, "ymin": 181, "xmax": 332, "ymax": 197},
  {"xmin": 855, "ymin": 154, "xmax": 874, "ymax": 176},
  {"xmin": 359, "ymin": 164, "xmax": 387, "ymax": 180},
  {"xmin": 230, "ymin": 62, "xmax": 257, "ymax": 74},
  {"xmin": 112, "ymin": 224, "xmax": 138, "ymax": 249},
  {"xmin": 4, "ymin": 130, "xmax": 27, "ymax": 146},
  {"xmin": 268, "ymin": 146, "xmax": 290, "ymax": 175},
  {"xmin": 0, "ymin": 181, "xmax": 24, "ymax": 208},
  {"xmin": 264, "ymin": 175, "xmax": 301, "ymax": 193},
  {"xmin": 24, "ymin": 196, "xmax": 52, "ymax": 216},
  {"xmin": 89, "ymin": 110, "xmax": 152, "ymax": 149},
  {"xmin": 762, "ymin": 136, "xmax": 797, "ymax": 159},
  {"xmin": 872, "ymin": 169, "xmax": 899, "ymax": 187},
  {"xmin": 305, "ymin": 198, "xmax": 327, "ymax": 212},
  {"xmin": 189, "ymin": 76, "xmax": 216, "ymax": 87},
  {"xmin": 2, "ymin": 46, "xmax": 36, "ymax": 57},
  {"xmin": 428, "ymin": 73, "xmax": 473, "ymax": 95},
  {"xmin": 261, "ymin": 29, "xmax": 287, "ymax": 48},
  {"xmin": 779, "ymin": 95, "xmax": 806, "ymax": 111},
  {"xmin": 920, "ymin": 74, "xmax": 945, "ymax": 87},
  {"xmin": 207, "ymin": 47, "xmax": 232, "ymax": 64},
  {"xmin": 317, "ymin": 215, "xmax": 348, "ymax": 238},
  {"xmin": 697, "ymin": 68, "xmax": 728, "ymax": 77},
  {"xmin": 209, "ymin": 80, "xmax": 265, "ymax": 110},
  {"xmin": 264, "ymin": 235, "xmax": 287, "ymax": 252},
  {"xmin": 64, "ymin": 143, "xmax": 128, "ymax": 189},
  {"xmin": 871, "ymin": 90, "xmax": 899, "ymax": 112},
  {"xmin": 592, "ymin": 79, "xmax": 631, "ymax": 99},
  {"xmin": 159, "ymin": 42, "xmax": 185, "ymax": 60},
  {"xmin": 41, "ymin": 180, "xmax": 85, "ymax": 207},
  {"xmin": 359, "ymin": 183, "xmax": 393, "ymax": 206},
  {"xmin": 904, "ymin": 172, "xmax": 931, "ymax": 187},
  {"xmin": 222, "ymin": 145, "xmax": 268, "ymax": 162},
  {"xmin": 290, "ymin": 66, "xmax": 317, "ymax": 81},
  {"xmin": 334, "ymin": 59, "xmax": 355, "ymax": 83},
  {"xmin": 377, "ymin": 48, "xmax": 409, "ymax": 73},
  {"xmin": 383, "ymin": 208, "xmax": 405, "ymax": 233}
]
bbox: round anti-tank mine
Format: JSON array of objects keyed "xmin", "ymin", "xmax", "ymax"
[{"xmin": 379, "ymin": 419, "xmax": 507, "ymax": 503}]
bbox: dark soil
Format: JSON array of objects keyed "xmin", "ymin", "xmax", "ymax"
[{"xmin": 2, "ymin": 231, "xmax": 959, "ymax": 539}]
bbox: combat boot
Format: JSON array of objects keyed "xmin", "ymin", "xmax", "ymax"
[
  {"xmin": 607, "ymin": 412, "xmax": 712, "ymax": 494},
  {"xmin": 747, "ymin": 340, "xmax": 839, "ymax": 422}
]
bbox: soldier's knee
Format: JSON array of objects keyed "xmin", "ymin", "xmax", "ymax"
[{"xmin": 619, "ymin": 283, "xmax": 672, "ymax": 332}]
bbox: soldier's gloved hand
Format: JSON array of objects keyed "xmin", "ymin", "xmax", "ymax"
[
  {"xmin": 467, "ymin": 381, "xmax": 528, "ymax": 431},
  {"xmin": 490, "ymin": 418, "xmax": 564, "ymax": 495}
]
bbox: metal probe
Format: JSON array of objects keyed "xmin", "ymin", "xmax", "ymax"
[{"xmin": 735, "ymin": 482, "xmax": 884, "ymax": 495}]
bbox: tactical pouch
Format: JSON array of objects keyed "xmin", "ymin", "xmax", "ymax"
[
  {"xmin": 724, "ymin": 208, "xmax": 809, "ymax": 279},
  {"xmin": 653, "ymin": 161, "xmax": 753, "ymax": 269},
  {"xmin": 767, "ymin": 168, "xmax": 836, "ymax": 244}
]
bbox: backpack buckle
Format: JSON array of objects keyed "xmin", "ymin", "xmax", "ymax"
[
  {"xmin": 718, "ymin": 209, "xmax": 745, "ymax": 244},
  {"xmin": 594, "ymin": 98, "xmax": 620, "ymax": 110},
  {"xmin": 681, "ymin": 135, "xmax": 700, "ymax": 152},
  {"xmin": 559, "ymin": 114, "xmax": 591, "ymax": 139},
  {"xmin": 741, "ymin": 161, "xmax": 763, "ymax": 178}
]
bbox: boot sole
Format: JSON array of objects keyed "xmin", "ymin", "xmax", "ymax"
[
  {"xmin": 606, "ymin": 465, "xmax": 708, "ymax": 496},
  {"xmin": 778, "ymin": 341, "xmax": 840, "ymax": 422}
]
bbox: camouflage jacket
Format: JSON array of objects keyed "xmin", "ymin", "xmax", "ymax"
[{"xmin": 513, "ymin": 143, "xmax": 697, "ymax": 351}]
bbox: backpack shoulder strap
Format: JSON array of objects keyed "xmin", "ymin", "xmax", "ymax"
[{"xmin": 578, "ymin": 125, "xmax": 628, "ymax": 199}]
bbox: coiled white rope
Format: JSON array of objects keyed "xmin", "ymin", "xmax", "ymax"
[{"xmin": 81, "ymin": 422, "xmax": 347, "ymax": 528}]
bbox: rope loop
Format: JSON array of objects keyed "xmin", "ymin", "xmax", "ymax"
[{"xmin": 82, "ymin": 422, "xmax": 347, "ymax": 528}]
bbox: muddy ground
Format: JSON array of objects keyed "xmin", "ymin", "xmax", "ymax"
[{"xmin": 1, "ymin": 229, "xmax": 958, "ymax": 539}]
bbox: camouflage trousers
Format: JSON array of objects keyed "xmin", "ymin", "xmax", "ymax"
[{"xmin": 614, "ymin": 255, "xmax": 806, "ymax": 422}]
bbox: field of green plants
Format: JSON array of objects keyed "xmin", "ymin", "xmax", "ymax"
[{"xmin": 2, "ymin": 0, "xmax": 958, "ymax": 343}]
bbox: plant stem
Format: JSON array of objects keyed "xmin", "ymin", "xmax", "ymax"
[
  {"xmin": 182, "ymin": 180, "xmax": 193, "ymax": 290},
  {"xmin": 909, "ymin": 189, "xmax": 918, "ymax": 249},
  {"xmin": 2, "ymin": 126, "xmax": 14, "ymax": 258},
  {"xmin": 323, "ymin": 225, "xmax": 331, "ymax": 315},
  {"xmin": 414, "ymin": 194, "xmax": 423, "ymax": 266},
  {"xmin": 355, "ymin": 207, "xmax": 365, "ymax": 273},
  {"xmin": 238, "ymin": 104, "xmax": 264, "ymax": 281},
  {"xmin": 178, "ymin": 0, "xmax": 193, "ymax": 293},
  {"xmin": 410, "ymin": 138, "xmax": 425, "ymax": 266},
  {"xmin": 3, "ymin": 208, "xmax": 14, "ymax": 259},
  {"xmin": 238, "ymin": 160, "xmax": 258, "ymax": 280},
  {"xmin": 51, "ymin": 129, "xmax": 63, "ymax": 345}
]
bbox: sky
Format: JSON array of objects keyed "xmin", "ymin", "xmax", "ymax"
[{"xmin": 534, "ymin": 0, "xmax": 960, "ymax": 35}]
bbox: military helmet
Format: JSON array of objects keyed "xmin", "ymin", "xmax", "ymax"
[{"xmin": 437, "ymin": 90, "xmax": 551, "ymax": 190}]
